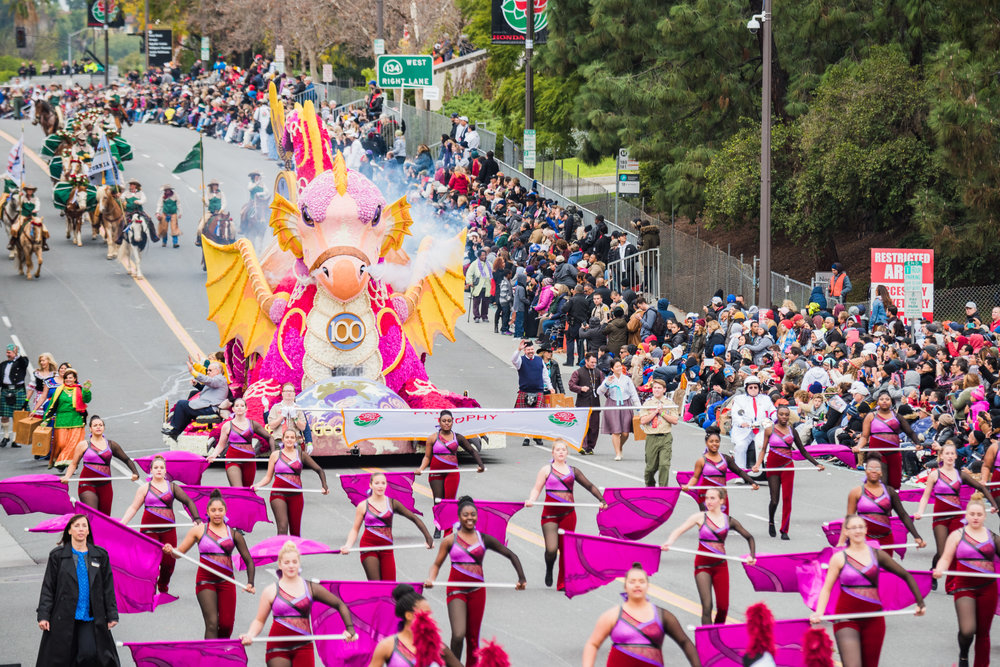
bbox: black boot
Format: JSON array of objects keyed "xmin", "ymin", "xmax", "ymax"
[{"xmin": 768, "ymin": 522, "xmax": 776, "ymax": 538}]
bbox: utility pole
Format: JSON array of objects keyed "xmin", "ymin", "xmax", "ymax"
[
  {"xmin": 376, "ymin": 0, "xmax": 384, "ymax": 40},
  {"xmin": 524, "ymin": 0, "xmax": 534, "ymax": 179},
  {"xmin": 757, "ymin": 0, "xmax": 772, "ymax": 309},
  {"xmin": 144, "ymin": 0, "xmax": 149, "ymax": 72},
  {"xmin": 103, "ymin": 23, "xmax": 109, "ymax": 86}
]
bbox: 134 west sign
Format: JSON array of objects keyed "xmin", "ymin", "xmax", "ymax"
[{"xmin": 376, "ymin": 55, "xmax": 433, "ymax": 88}]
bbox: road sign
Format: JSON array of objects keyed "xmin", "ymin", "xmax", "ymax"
[
  {"xmin": 373, "ymin": 39, "xmax": 386, "ymax": 55},
  {"xmin": 617, "ymin": 173, "xmax": 640, "ymax": 194},
  {"xmin": 147, "ymin": 29, "xmax": 172, "ymax": 68},
  {"xmin": 376, "ymin": 55, "xmax": 432, "ymax": 88},
  {"xmin": 903, "ymin": 260, "xmax": 923, "ymax": 322},
  {"xmin": 200, "ymin": 36, "xmax": 209, "ymax": 61},
  {"xmin": 523, "ymin": 129, "xmax": 536, "ymax": 169},
  {"xmin": 322, "ymin": 64, "xmax": 333, "ymax": 83},
  {"xmin": 274, "ymin": 44, "xmax": 285, "ymax": 63},
  {"xmin": 422, "ymin": 86, "xmax": 440, "ymax": 101},
  {"xmin": 617, "ymin": 148, "xmax": 638, "ymax": 171}
]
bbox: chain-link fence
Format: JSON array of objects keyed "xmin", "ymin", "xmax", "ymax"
[{"xmin": 933, "ymin": 285, "xmax": 1000, "ymax": 323}]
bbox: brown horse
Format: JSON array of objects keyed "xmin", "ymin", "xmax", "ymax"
[
  {"xmin": 95, "ymin": 185, "xmax": 125, "ymax": 259},
  {"xmin": 32, "ymin": 100, "xmax": 61, "ymax": 136},
  {"xmin": 14, "ymin": 218, "xmax": 43, "ymax": 279},
  {"xmin": 63, "ymin": 185, "xmax": 92, "ymax": 247},
  {"xmin": 1, "ymin": 193, "xmax": 16, "ymax": 259}
]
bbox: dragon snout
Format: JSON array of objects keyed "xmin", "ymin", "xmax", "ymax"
[{"xmin": 311, "ymin": 248, "xmax": 372, "ymax": 302}]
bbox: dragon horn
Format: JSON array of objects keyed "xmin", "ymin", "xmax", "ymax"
[
  {"xmin": 298, "ymin": 100, "xmax": 334, "ymax": 183},
  {"xmin": 332, "ymin": 150, "xmax": 348, "ymax": 196},
  {"xmin": 266, "ymin": 82, "xmax": 290, "ymax": 162}
]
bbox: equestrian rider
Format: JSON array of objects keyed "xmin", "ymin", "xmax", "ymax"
[
  {"xmin": 8, "ymin": 185, "xmax": 49, "ymax": 252},
  {"xmin": 246, "ymin": 172, "xmax": 268, "ymax": 219},
  {"xmin": 155, "ymin": 184, "xmax": 182, "ymax": 248},
  {"xmin": 195, "ymin": 179, "xmax": 227, "ymax": 245},
  {"xmin": 124, "ymin": 179, "xmax": 148, "ymax": 218}
]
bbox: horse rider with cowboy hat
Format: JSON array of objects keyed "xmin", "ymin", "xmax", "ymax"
[
  {"xmin": 123, "ymin": 179, "xmax": 147, "ymax": 217},
  {"xmin": 155, "ymin": 184, "xmax": 182, "ymax": 248},
  {"xmin": 8, "ymin": 184, "xmax": 49, "ymax": 252},
  {"xmin": 196, "ymin": 178, "xmax": 227, "ymax": 246}
]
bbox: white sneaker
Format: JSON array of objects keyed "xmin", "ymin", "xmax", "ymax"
[{"xmin": 614, "ymin": 455, "xmax": 622, "ymax": 461}]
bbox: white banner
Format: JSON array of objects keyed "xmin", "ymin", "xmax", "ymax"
[
  {"xmin": 6, "ymin": 137, "xmax": 24, "ymax": 183},
  {"xmin": 340, "ymin": 408, "xmax": 593, "ymax": 447}
]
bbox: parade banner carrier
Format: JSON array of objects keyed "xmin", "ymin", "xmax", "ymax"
[
  {"xmin": 341, "ymin": 408, "xmax": 591, "ymax": 448},
  {"xmin": 870, "ymin": 248, "xmax": 934, "ymax": 322}
]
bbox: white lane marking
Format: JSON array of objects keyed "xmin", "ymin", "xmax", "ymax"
[
  {"xmin": 9, "ymin": 334, "xmax": 34, "ymax": 374},
  {"xmin": 744, "ymin": 513, "xmax": 769, "ymax": 523},
  {"xmin": 156, "ymin": 162, "xmax": 164, "ymax": 168},
  {"xmin": 532, "ymin": 443, "xmax": 643, "ymax": 482},
  {"xmin": 172, "ymin": 174, "xmax": 180, "ymax": 180},
  {"xmin": 187, "ymin": 186, "xmax": 196, "ymax": 193},
  {"xmin": 141, "ymin": 153, "xmax": 150, "ymax": 158},
  {"xmin": 1, "ymin": 316, "xmax": 10, "ymax": 328}
]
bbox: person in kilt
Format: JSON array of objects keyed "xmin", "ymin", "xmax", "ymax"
[
  {"xmin": 0, "ymin": 344, "xmax": 29, "ymax": 448},
  {"xmin": 511, "ymin": 339, "xmax": 552, "ymax": 447}
]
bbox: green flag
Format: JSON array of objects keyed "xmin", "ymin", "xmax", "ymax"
[{"xmin": 172, "ymin": 138, "xmax": 203, "ymax": 174}]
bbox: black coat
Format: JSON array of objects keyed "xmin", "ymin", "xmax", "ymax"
[
  {"xmin": 0, "ymin": 355, "xmax": 28, "ymax": 386},
  {"xmin": 37, "ymin": 544, "xmax": 120, "ymax": 667}
]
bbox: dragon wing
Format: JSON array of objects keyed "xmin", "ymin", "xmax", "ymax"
[
  {"xmin": 395, "ymin": 230, "xmax": 468, "ymax": 357},
  {"xmin": 203, "ymin": 237, "xmax": 279, "ymax": 357}
]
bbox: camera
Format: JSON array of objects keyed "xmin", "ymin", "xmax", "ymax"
[{"xmin": 746, "ymin": 17, "xmax": 761, "ymax": 34}]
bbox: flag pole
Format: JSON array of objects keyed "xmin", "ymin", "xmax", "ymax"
[{"xmin": 199, "ymin": 133, "xmax": 205, "ymax": 242}]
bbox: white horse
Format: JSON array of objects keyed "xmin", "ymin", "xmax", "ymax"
[{"xmin": 117, "ymin": 212, "xmax": 157, "ymax": 279}]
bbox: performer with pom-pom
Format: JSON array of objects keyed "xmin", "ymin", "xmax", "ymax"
[
  {"xmin": 802, "ymin": 627, "xmax": 835, "ymax": 667},
  {"xmin": 473, "ymin": 640, "xmax": 510, "ymax": 667},
  {"xmin": 742, "ymin": 602, "xmax": 775, "ymax": 666}
]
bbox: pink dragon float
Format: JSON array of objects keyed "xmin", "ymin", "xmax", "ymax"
[{"xmin": 200, "ymin": 86, "xmax": 476, "ymax": 454}]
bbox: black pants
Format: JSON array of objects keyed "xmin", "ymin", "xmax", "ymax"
[
  {"xmin": 169, "ymin": 400, "xmax": 215, "ymax": 438},
  {"xmin": 496, "ymin": 301, "xmax": 511, "ymax": 332},
  {"xmin": 565, "ymin": 324, "xmax": 584, "ymax": 365},
  {"xmin": 582, "ymin": 409, "xmax": 601, "ymax": 452},
  {"xmin": 472, "ymin": 294, "xmax": 490, "ymax": 321},
  {"xmin": 72, "ymin": 620, "xmax": 99, "ymax": 666}
]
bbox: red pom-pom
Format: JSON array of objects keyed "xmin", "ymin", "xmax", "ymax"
[
  {"xmin": 411, "ymin": 609, "xmax": 442, "ymax": 667},
  {"xmin": 474, "ymin": 639, "xmax": 511, "ymax": 667},
  {"xmin": 802, "ymin": 627, "xmax": 835, "ymax": 667},
  {"xmin": 745, "ymin": 602, "xmax": 775, "ymax": 657}
]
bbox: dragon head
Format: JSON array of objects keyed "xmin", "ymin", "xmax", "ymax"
[{"xmin": 296, "ymin": 154, "xmax": 388, "ymax": 302}]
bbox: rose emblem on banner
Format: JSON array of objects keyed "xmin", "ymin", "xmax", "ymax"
[
  {"xmin": 353, "ymin": 412, "xmax": 383, "ymax": 427},
  {"xmin": 502, "ymin": 0, "xmax": 549, "ymax": 34},
  {"xmin": 548, "ymin": 411, "xmax": 578, "ymax": 427}
]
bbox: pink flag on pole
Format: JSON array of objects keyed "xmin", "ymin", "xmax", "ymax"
[
  {"xmin": 674, "ymin": 470, "xmax": 738, "ymax": 506},
  {"xmin": 135, "ymin": 451, "xmax": 210, "ymax": 485},
  {"xmin": 597, "ymin": 487, "xmax": 682, "ymax": 541},
  {"xmin": 125, "ymin": 639, "xmax": 248, "ymax": 666},
  {"xmin": 0, "ymin": 474, "xmax": 74, "ymax": 516},
  {"xmin": 182, "ymin": 485, "xmax": 270, "ymax": 532},
  {"xmin": 797, "ymin": 547, "xmax": 932, "ymax": 612},
  {"xmin": 742, "ymin": 552, "xmax": 823, "ymax": 593},
  {"xmin": 312, "ymin": 580, "xmax": 424, "ymax": 667},
  {"xmin": 695, "ymin": 618, "xmax": 813, "ymax": 666},
  {"xmin": 897, "ymin": 484, "xmax": 974, "ymax": 504},
  {"xmin": 801, "ymin": 444, "xmax": 856, "ymax": 468},
  {"xmin": 339, "ymin": 472, "xmax": 422, "ymax": 515},
  {"xmin": 561, "ymin": 531, "xmax": 662, "ymax": 599},
  {"xmin": 75, "ymin": 504, "xmax": 172, "ymax": 613},
  {"xmin": 238, "ymin": 535, "xmax": 336, "ymax": 569},
  {"xmin": 432, "ymin": 500, "xmax": 524, "ymax": 545}
]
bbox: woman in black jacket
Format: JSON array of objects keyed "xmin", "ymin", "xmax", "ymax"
[{"xmin": 36, "ymin": 513, "xmax": 120, "ymax": 667}]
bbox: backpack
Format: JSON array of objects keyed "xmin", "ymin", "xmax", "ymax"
[{"xmin": 650, "ymin": 310, "xmax": 668, "ymax": 343}]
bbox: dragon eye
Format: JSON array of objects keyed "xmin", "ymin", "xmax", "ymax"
[
  {"xmin": 371, "ymin": 204, "xmax": 382, "ymax": 228},
  {"xmin": 301, "ymin": 203, "xmax": 314, "ymax": 227}
]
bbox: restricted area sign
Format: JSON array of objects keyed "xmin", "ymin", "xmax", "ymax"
[
  {"xmin": 870, "ymin": 248, "xmax": 934, "ymax": 323},
  {"xmin": 146, "ymin": 29, "xmax": 172, "ymax": 68},
  {"xmin": 373, "ymin": 39, "xmax": 386, "ymax": 55},
  {"xmin": 617, "ymin": 173, "xmax": 640, "ymax": 194},
  {"xmin": 376, "ymin": 55, "xmax": 433, "ymax": 88}
]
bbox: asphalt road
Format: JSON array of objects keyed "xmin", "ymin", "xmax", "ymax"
[{"xmin": 0, "ymin": 119, "xmax": 989, "ymax": 666}]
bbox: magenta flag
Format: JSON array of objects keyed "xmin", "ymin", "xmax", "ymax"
[
  {"xmin": 0, "ymin": 474, "xmax": 74, "ymax": 516},
  {"xmin": 597, "ymin": 487, "xmax": 682, "ymax": 541},
  {"xmin": 674, "ymin": 470, "xmax": 738, "ymax": 506},
  {"xmin": 561, "ymin": 531, "xmax": 662, "ymax": 599},
  {"xmin": 312, "ymin": 580, "xmax": 424, "ymax": 667},
  {"xmin": 801, "ymin": 444, "xmax": 856, "ymax": 468},
  {"xmin": 822, "ymin": 518, "xmax": 910, "ymax": 551},
  {"xmin": 432, "ymin": 500, "xmax": 524, "ymax": 545},
  {"xmin": 339, "ymin": 472, "xmax": 422, "ymax": 516},
  {"xmin": 797, "ymin": 547, "xmax": 932, "ymax": 613},
  {"xmin": 897, "ymin": 484, "xmax": 974, "ymax": 504},
  {"xmin": 182, "ymin": 485, "xmax": 270, "ymax": 532},
  {"xmin": 135, "ymin": 451, "xmax": 210, "ymax": 485},
  {"xmin": 29, "ymin": 513, "xmax": 77, "ymax": 533},
  {"xmin": 239, "ymin": 535, "xmax": 336, "ymax": 569},
  {"xmin": 696, "ymin": 618, "xmax": 813, "ymax": 666},
  {"xmin": 742, "ymin": 551, "xmax": 823, "ymax": 593},
  {"xmin": 125, "ymin": 639, "xmax": 248, "ymax": 666},
  {"xmin": 74, "ymin": 504, "xmax": 171, "ymax": 614}
]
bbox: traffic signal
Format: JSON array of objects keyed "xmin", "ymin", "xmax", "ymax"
[{"xmin": 15, "ymin": 27, "xmax": 27, "ymax": 48}]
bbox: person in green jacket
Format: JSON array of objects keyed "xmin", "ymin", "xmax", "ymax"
[
  {"xmin": 41, "ymin": 368, "xmax": 91, "ymax": 468},
  {"xmin": 196, "ymin": 179, "xmax": 227, "ymax": 246}
]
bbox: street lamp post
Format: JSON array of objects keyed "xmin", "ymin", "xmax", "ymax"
[{"xmin": 748, "ymin": 4, "xmax": 772, "ymax": 308}]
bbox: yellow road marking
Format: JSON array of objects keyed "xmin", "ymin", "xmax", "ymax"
[
  {"xmin": 0, "ymin": 129, "xmax": 205, "ymax": 359},
  {"xmin": 364, "ymin": 466, "xmax": 741, "ymax": 622}
]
